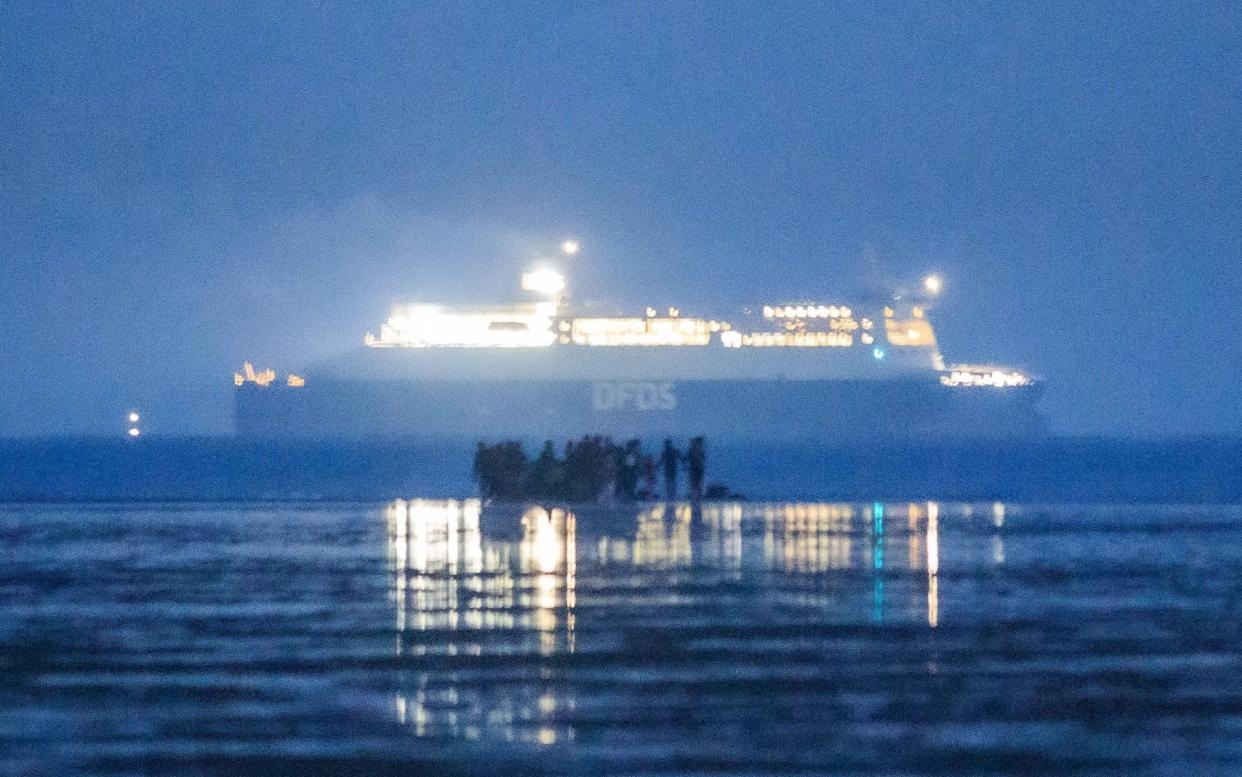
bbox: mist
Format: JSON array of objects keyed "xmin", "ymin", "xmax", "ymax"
[{"xmin": 2, "ymin": 1, "xmax": 1239, "ymax": 436}]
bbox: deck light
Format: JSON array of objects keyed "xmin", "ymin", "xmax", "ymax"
[{"xmin": 521, "ymin": 269, "xmax": 566, "ymax": 296}]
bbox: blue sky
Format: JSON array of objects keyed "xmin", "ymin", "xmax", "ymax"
[{"xmin": 1, "ymin": 1, "xmax": 1239, "ymax": 436}]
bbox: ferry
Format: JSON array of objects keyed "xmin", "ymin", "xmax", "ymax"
[{"xmin": 235, "ymin": 257, "xmax": 1043, "ymax": 440}]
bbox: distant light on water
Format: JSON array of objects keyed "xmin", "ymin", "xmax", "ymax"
[
  {"xmin": 126, "ymin": 409, "xmax": 142, "ymax": 438},
  {"xmin": 127, "ymin": 427, "xmax": 141, "ymax": 438},
  {"xmin": 926, "ymin": 501, "xmax": 939, "ymax": 628},
  {"xmin": 923, "ymin": 274, "xmax": 943, "ymax": 295},
  {"xmin": 560, "ymin": 239, "xmax": 580, "ymax": 256}
]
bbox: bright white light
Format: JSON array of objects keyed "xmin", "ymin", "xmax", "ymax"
[
  {"xmin": 573, "ymin": 316, "xmax": 710, "ymax": 346},
  {"xmin": 127, "ymin": 411, "xmax": 140, "ymax": 423},
  {"xmin": 939, "ymin": 367, "xmax": 1032, "ymax": 388},
  {"xmin": 923, "ymin": 274, "xmax": 943, "ymax": 295},
  {"xmin": 521, "ymin": 269, "xmax": 566, "ymax": 296},
  {"xmin": 370, "ymin": 301, "xmax": 558, "ymax": 348},
  {"xmin": 127, "ymin": 427, "xmax": 141, "ymax": 438},
  {"xmin": 560, "ymin": 239, "xmax": 580, "ymax": 256}
]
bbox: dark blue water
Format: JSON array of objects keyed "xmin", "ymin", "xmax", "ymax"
[
  {"xmin": 3, "ymin": 500, "xmax": 1242, "ymax": 775},
  {"xmin": 5, "ymin": 437, "xmax": 1241, "ymax": 503}
]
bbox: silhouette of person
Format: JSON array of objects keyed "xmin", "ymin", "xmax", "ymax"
[
  {"xmin": 641, "ymin": 453, "xmax": 657, "ymax": 500},
  {"xmin": 619, "ymin": 439, "xmax": 641, "ymax": 500},
  {"xmin": 659, "ymin": 438, "xmax": 680, "ymax": 500},
  {"xmin": 687, "ymin": 436, "xmax": 706, "ymax": 501}
]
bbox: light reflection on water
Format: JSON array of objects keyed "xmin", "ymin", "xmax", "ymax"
[
  {"xmin": 384, "ymin": 498, "xmax": 994, "ymax": 747},
  {"xmin": 5, "ymin": 499, "xmax": 1242, "ymax": 775}
]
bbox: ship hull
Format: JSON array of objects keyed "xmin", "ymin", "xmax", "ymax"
[{"xmin": 235, "ymin": 377, "xmax": 1044, "ymax": 440}]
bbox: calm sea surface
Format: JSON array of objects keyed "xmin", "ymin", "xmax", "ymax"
[{"xmin": 2, "ymin": 500, "xmax": 1241, "ymax": 776}]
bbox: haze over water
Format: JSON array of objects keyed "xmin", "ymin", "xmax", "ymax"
[
  {"xmin": 3, "ymin": 3, "xmax": 1241, "ymax": 437},
  {"xmin": 4, "ymin": 499, "xmax": 1241, "ymax": 775}
]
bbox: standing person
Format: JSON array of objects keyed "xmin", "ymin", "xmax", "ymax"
[
  {"xmin": 620, "ymin": 439, "xmax": 641, "ymax": 500},
  {"xmin": 641, "ymin": 453, "xmax": 658, "ymax": 500},
  {"xmin": 659, "ymin": 438, "xmax": 680, "ymax": 500},
  {"xmin": 687, "ymin": 436, "xmax": 706, "ymax": 501}
]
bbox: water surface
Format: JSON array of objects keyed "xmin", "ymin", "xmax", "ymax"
[{"xmin": 2, "ymin": 500, "xmax": 1241, "ymax": 775}]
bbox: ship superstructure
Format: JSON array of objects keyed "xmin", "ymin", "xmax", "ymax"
[{"xmin": 235, "ymin": 268, "xmax": 1042, "ymax": 439}]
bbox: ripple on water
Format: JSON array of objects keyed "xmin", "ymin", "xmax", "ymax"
[{"xmin": 1, "ymin": 500, "xmax": 1241, "ymax": 775}]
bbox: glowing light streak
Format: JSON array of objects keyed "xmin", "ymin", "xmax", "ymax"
[
  {"xmin": 371, "ymin": 303, "xmax": 557, "ymax": 348},
  {"xmin": 927, "ymin": 501, "xmax": 939, "ymax": 628},
  {"xmin": 739, "ymin": 331, "xmax": 853, "ymax": 347},
  {"xmin": 521, "ymin": 269, "xmax": 566, "ymax": 296},
  {"xmin": 765, "ymin": 304, "xmax": 854, "ymax": 319},
  {"xmin": 571, "ymin": 317, "xmax": 710, "ymax": 346},
  {"xmin": 940, "ymin": 367, "xmax": 1033, "ymax": 388}
]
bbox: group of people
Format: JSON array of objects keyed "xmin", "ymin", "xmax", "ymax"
[
  {"xmin": 473, "ymin": 435, "xmax": 708, "ymax": 502},
  {"xmin": 657, "ymin": 436, "xmax": 707, "ymax": 501},
  {"xmin": 612, "ymin": 436, "xmax": 708, "ymax": 501}
]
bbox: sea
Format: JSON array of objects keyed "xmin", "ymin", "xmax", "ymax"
[{"xmin": 3, "ymin": 494, "xmax": 1242, "ymax": 776}]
